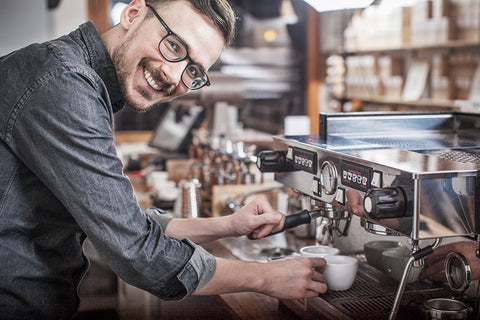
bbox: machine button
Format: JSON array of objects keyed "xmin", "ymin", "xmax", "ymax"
[
  {"xmin": 312, "ymin": 179, "xmax": 319, "ymax": 194},
  {"xmin": 312, "ymin": 177, "xmax": 321, "ymax": 196},
  {"xmin": 371, "ymin": 171, "xmax": 382, "ymax": 188},
  {"xmin": 335, "ymin": 188, "xmax": 345, "ymax": 205},
  {"xmin": 286, "ymin": 147, "xmax": 293, "ymax": 160}
]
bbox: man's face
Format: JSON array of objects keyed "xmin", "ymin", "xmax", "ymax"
[{"xmin": 112, "ymin": 0, "xmax": 225, "ymax": 112}]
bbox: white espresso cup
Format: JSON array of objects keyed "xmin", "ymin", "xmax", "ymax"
[{"xmin": 323, "ymin": 255, "xmax": 358, "ymax": 291}]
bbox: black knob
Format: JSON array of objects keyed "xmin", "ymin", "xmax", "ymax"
[
  {"xmin": 363, "ymin": 187, "xmax": 406, "ymax": 219},
  {"xmin": 256, "ymin": 151, "xmax": 295, "ymax": 172}
]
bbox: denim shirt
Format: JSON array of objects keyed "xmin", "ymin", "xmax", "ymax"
[{"xmin": 0, "ymin": 22, "xmax": 216, "ymax": 319}]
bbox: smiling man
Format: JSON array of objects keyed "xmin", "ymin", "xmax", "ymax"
[
  {"xmin": 105, "ymin": 0, "xmax": 226, "ymax": 110},
  {"xmin": 0, "ymin": 1, "xmax": 327, "ymax": 319}
]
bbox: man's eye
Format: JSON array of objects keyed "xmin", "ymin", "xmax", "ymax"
[
  {"xmin": 166, "ymin": 40, "xmax": 180, "ymax": 54},
  {"xmin": 186, "ymin": 65, "xmax": 199, "ymax": 78}
]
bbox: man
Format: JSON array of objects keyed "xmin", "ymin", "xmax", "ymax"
[{"xmin": 0, "ymin": 0, "xmax": 327, "ymax": 319}]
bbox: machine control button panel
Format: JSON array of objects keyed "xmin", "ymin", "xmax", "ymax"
[
  {"xmin": 286, "ymin": 147, "xmax": 318, "ymax": 174},
  {"xmin": 340, "ymin": 161, "xmax": 372, "ymax": 192}
]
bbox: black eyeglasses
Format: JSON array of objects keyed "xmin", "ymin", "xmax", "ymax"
[{"xmin": 146, "ymin": 4, "xmax": 210, "ymax": 90}]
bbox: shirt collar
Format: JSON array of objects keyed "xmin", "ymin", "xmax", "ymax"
[{"xmin": 78, "ymin": 21, "xmax": 124, "ymax": 113}]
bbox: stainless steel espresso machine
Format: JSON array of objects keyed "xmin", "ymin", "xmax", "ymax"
[{"xmin": 256, "ymin": 112, "xmax": 480, "ymax": 319}]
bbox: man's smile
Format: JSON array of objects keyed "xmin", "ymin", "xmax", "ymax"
[{"xmin": 143, "ymin": 67, "xmax": 162, "ymax": 91}]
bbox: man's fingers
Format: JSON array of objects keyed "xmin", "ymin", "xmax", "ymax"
[
  {"xmin": 312, "ymin": 270, "xmax": 326, "ymax": 283},
  {"xmin": 254, "ymin": 211, "xmax": 283, "ymax": 226},
  {"xmin": 309, "ymin": 257, "xmax": 327, "ymax": 270},
  {"xmin": 251, "ymin": 212, "xmax": 284, "ymax": 239},
  {"xmin": 306, "ymin": 281, "xmax": 328, "ymax": 296}
]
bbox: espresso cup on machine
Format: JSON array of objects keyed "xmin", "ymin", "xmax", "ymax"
[{"xmin": 323, "ymin": 255, "xmax": 358, "ymax": 291}]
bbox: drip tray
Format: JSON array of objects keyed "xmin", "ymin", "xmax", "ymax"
[{"xmin": 284, "ymin": 255, "xmax": 453, "ymax": 320}]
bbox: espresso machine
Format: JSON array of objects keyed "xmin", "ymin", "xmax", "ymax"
[{"xmin": 256, "ymin": 112, "xmax": 480, "ymax": 319}]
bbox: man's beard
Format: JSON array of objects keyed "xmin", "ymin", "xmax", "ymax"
[{"xmin": 111, "ymin": 33, "xmax": 177, "ymax": 112}]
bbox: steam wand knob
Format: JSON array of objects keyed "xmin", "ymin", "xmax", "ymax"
[
  {"xmin": 363, "ymin": 187, "xmax": 407, "ymax": 219},
  {"xmin": 256, "ymin": 150, "xmax": 296, "ymax": 173}
]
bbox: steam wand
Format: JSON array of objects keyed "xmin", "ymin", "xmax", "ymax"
[{"xmin": 388, "ymin": 238, "xmax": 442, "ymax": 320}]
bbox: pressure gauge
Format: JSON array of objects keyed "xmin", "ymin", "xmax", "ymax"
[{"xmin": 320, "ymin": 161, "xmax": 338, "ymax": 195}]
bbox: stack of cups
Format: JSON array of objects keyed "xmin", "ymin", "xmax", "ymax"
[
  {"xmin": 148, "ymin": 171, "xmax": 178, "ymax": 201},
  {"xmin": 174, "ymin": 179, "xmax": 202, "ymax": 218}
]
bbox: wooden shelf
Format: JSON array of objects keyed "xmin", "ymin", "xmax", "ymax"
[
  {"xmin": 338, "ymin": 97, "xmax": 460, "ymax": 110},
  {"xmin": 332, "ymin": 40, "xmax": 480, "ymax": 56}
]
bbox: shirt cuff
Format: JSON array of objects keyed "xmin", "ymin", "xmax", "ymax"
[
  {"xmin": 145, "ymin": 207, "xmax": 217, "ymax": 297},
  {"xmin": 180, "ymin": 239, "xmax": 217, "ymax": 292},
  {"xmin": 145, "ymin": 207, "xmax": 173, "ymax": 231}
]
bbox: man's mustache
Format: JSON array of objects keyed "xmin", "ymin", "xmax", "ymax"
[{"xmin": 159, "ymin": 81, "xmax": 177, "ymax": 96}]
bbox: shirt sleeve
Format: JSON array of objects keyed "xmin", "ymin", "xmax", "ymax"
[
  {"xmin": 145, "ymin": 208, "xmax": 217, "ymax": 294},
  {"xmin": 6, "ymin": 68, "xmax": 216, "ymax": 299}
]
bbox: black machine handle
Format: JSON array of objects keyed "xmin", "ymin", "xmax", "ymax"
[
  {"xmin": 247, "ymin": 210, "xmax": 311, "ymax": 240},
  {"xmin": 256, "ymin": 150, "xmax": 295, "ymax": 173}
]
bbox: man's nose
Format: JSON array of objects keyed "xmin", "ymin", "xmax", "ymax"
[{"xmin": 160, "ymin": 60, "xmax": 187, "ymax": 86}]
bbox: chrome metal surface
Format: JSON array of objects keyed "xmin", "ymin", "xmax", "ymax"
[
  {"xmin": 389, "ymin": 255, "xmax": 416, "ymax": 320},
  {"xmin": 437, "ymin": 150, "xmax": 480, "ymax": 164},
  {"xmin": 360, "ymin": 218, "xmax": 400, "ymax": 236},
  {"xmin": 445, "ymin": 252, "xmax": 471, "ymax": 293},
  {"xmin": 268, "ymin": 112, "xmax": 480, "ymax": 319},
  {"xmin": 273, "ymin": 112, "xmax": 480, "ymax": 240},
  {"xmin": 423, "ymin": 298, "xmax": 472, "ymax": 319}
]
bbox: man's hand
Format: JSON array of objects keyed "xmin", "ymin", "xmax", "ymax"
[
  {"xmin": 420, "ymin": 241, "xmax": 480, "ymax": 282},
  {"xmin": 259, "ymin": 257, "xmax": 328, "ymax": 299},
  {"xmin": 227, "ymin": 196, "xmax": 286, "ymax": 239},
  {"xmin": 194, "ymin": 256, "xmax": 328, "ymax": 299},
  {"xmin": 164, "ymin": 196, "xmax": 286, "ymax": 243}
]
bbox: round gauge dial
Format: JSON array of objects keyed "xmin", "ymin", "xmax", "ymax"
[{"xmin": 320, "ymin": 161, "xmax": 338, "ymax": 195}]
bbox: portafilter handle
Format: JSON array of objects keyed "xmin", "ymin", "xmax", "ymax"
[{"xmin": 247, "ymin": 209, "xmax": 322, "ymax": 240}]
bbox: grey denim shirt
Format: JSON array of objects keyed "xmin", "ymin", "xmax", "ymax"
[{"xmin": 0, "ymin": 22, "xmax": 216, "ymax": 320}]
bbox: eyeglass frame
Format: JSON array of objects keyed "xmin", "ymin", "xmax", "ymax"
[{"xmin": 145, "ymin": 3, "xmax": 211, "ymax": 90}]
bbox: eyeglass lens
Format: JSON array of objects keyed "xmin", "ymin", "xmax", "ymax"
[
  {"xmin": 159, "ymin": 34, "xmax": 187, "ymax": 61},
  {"xmin": 159, "ymin": 35, "xmax": 208, "ymax": 90}
]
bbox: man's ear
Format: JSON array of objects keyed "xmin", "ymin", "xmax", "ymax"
[{"xmin": 119, "ymin": 0, "xmax": 147, "ymax": 30}]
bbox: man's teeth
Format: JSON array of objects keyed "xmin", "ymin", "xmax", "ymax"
[{"xmin": 144, "ymin": 69, "xmax": 161, "ymax": 91}]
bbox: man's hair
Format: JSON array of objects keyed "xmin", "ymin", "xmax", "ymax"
[{"xmin": 145, "ymin": 0, "xmax": 236, "ymax": 46}]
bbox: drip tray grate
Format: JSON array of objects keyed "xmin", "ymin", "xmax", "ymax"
[
  {"xmin": 305, "ymin": 260, "xmax": 452, "ymax": 320},
  {"xmin": 437, "ymin": 150, "xmax": 480, "ymax": 164}
]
